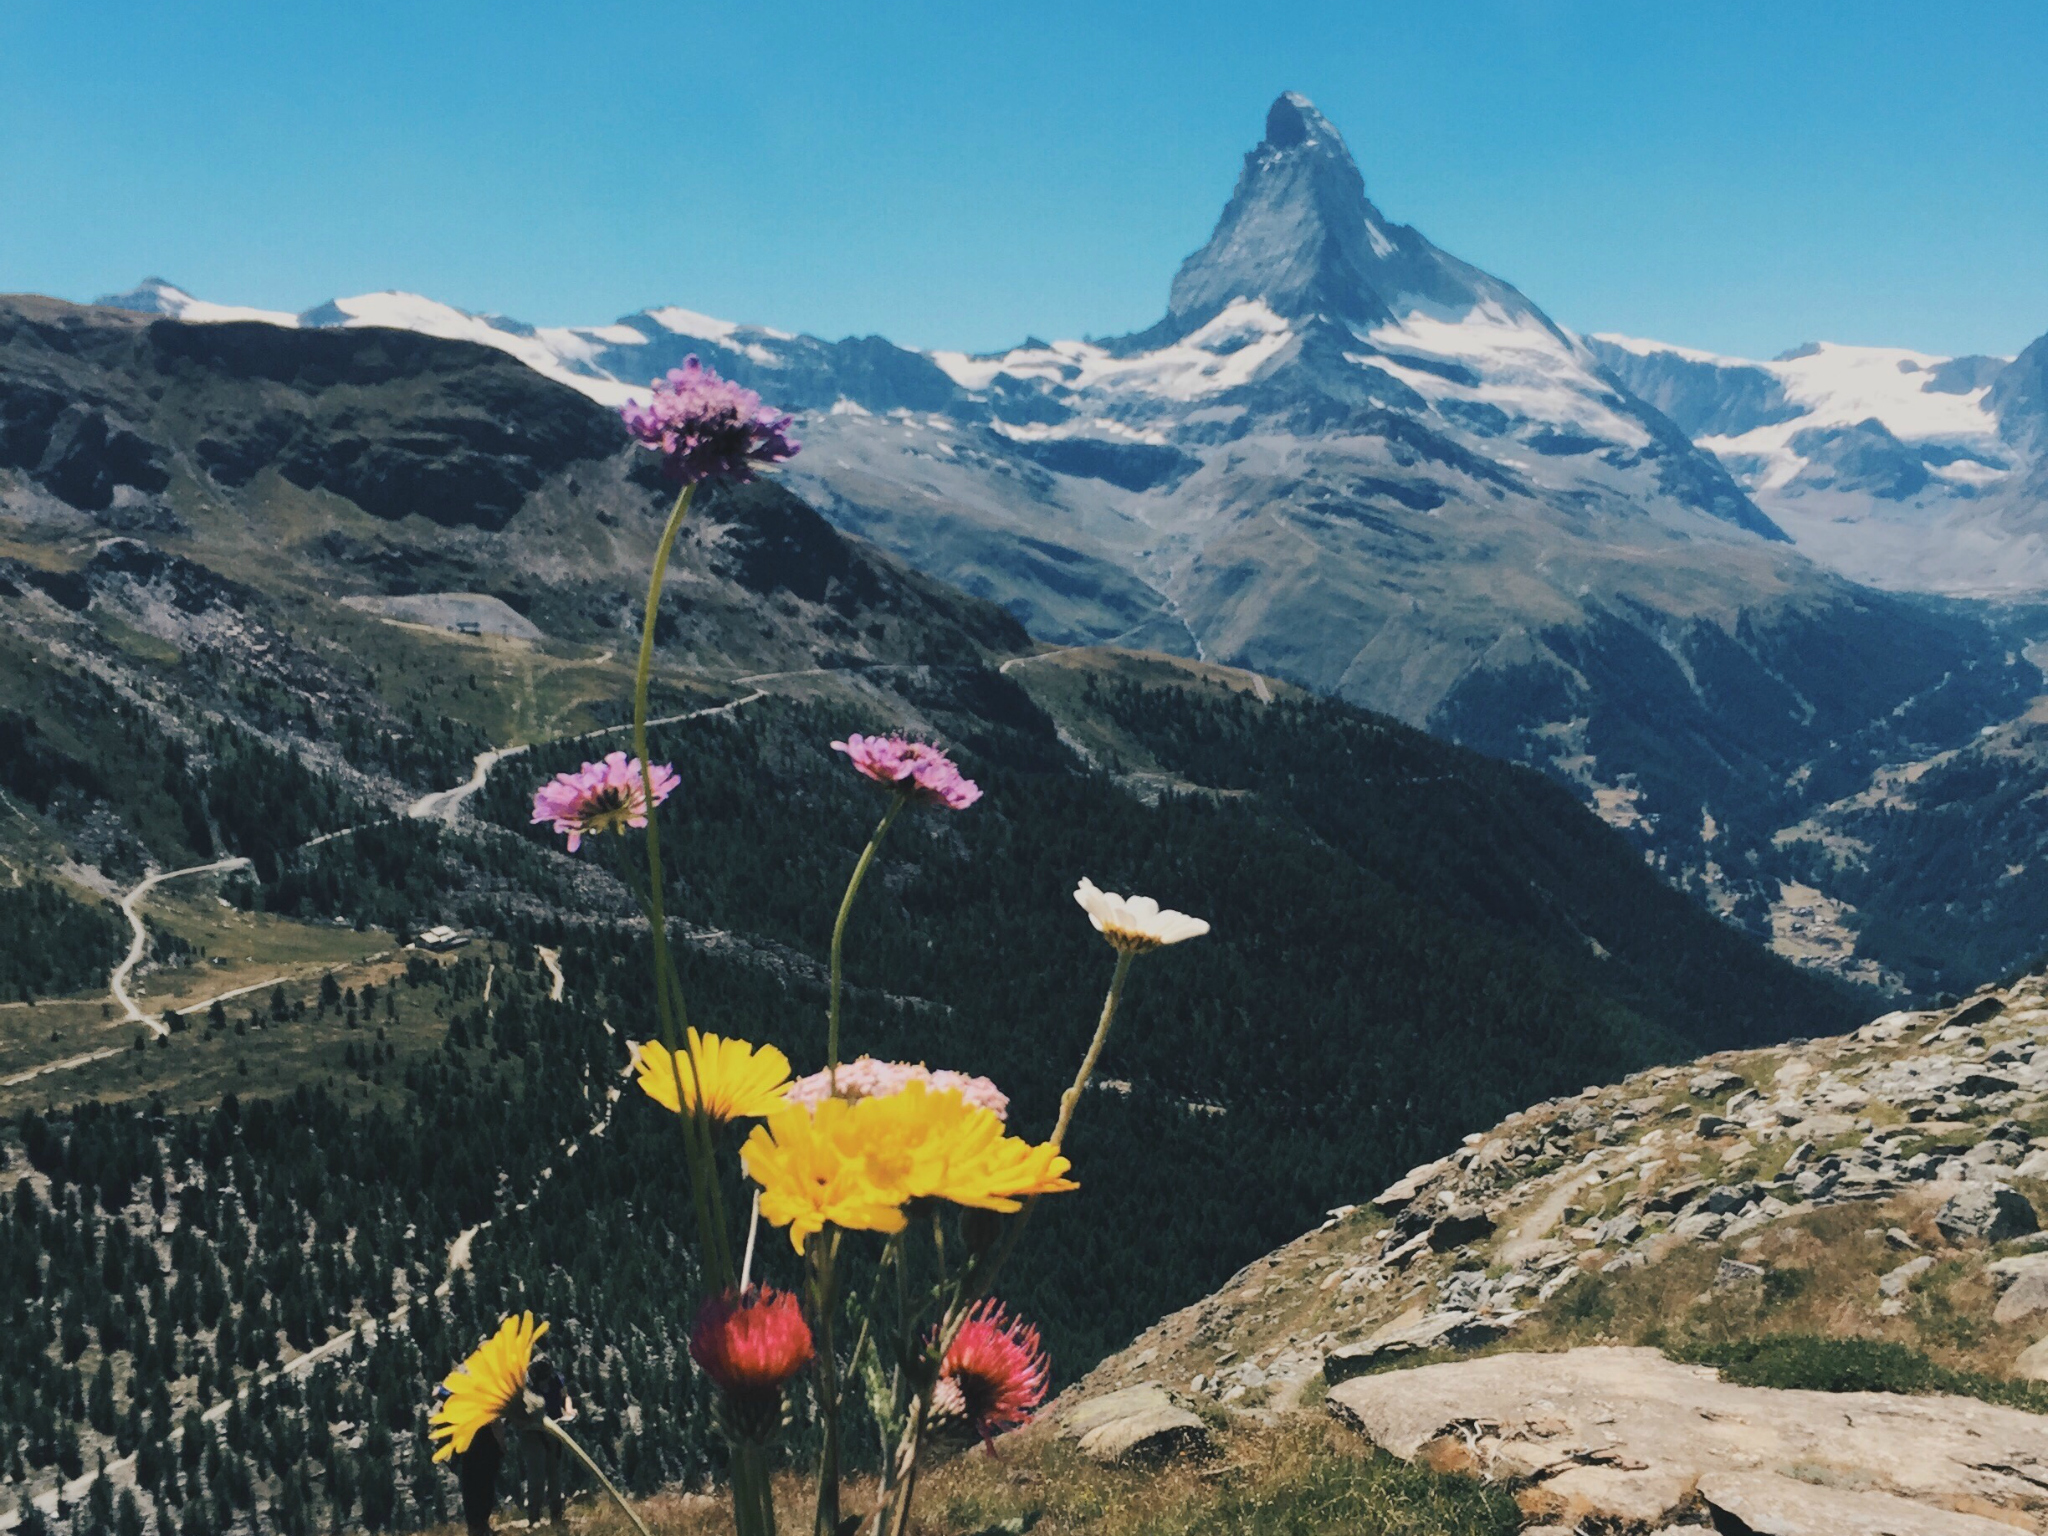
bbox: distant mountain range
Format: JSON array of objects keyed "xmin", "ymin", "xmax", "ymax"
[
  {"xmin": 47, "ymin": 91, "xmax": 2048, "ymax": 994},
  {"xmin": 1592, "ymin": 333, "xmax": 2048, "ymax": 597}
]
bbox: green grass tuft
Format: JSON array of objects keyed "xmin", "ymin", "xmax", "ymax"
[{"xmin": 1680, "ymin": 1333, "xmax": 2048, "ymax": 1413}]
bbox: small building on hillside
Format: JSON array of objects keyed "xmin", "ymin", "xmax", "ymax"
[{"xmin": 415, "ymin": 925, "xmax": 470, "ymax": 952}]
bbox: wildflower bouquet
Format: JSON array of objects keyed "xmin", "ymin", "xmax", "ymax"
[{"xmin": 425, "ymin": 359, "xmax": 1208, "ymax": 1536}]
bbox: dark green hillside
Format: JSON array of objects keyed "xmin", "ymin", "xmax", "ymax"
[
  {"xmin": 468, "ymin": 668, "xmax": 1858, "ymax": 1369},
  {"xmin": 0, "ymin": 883, "xmax": 125, "ymax": 998}
]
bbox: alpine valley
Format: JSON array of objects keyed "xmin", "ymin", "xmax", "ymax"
[
  {"xmin": 6, "ymin": 81, "xmax": 2048, "ymax": 1536},
  {"xmin": 70, "ymin": 92, "xmax": 2048, "ymax": 1000}
]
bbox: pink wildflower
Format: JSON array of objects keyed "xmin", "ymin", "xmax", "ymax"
[
  {"xmin": 831, "ymin": 734, "xmax": 981, "ymax": 810},
  {"xmin": 786, "ymin": 1058, "xmax": 1009, "ymax": 1120},
  {"xmin": 618, "ymin": 356, "xmax": 799, "ymax": 484},
  {"xmin": 530, "ymin": 752, "xmax": 680, "ymax": 851},
  {"xmin": 931, "ymin": 1300, "xmax": 1049, "ymax": 1446}
]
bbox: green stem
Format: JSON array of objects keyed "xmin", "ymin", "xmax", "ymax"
[
  {"xmin": 624, "ymin": 481, "xmax": 738, "ymax": 1290},
  {"xmin": 807, "ymin": 1232, "xmax": 846, "ymax": 1536},
  {"xmin": 828, "ymin": 792, "xmax": 906, "ymax": 1083},
  {"xmin": 542, "ymin": 1417, "xmax": 653, "ymax": 1536},
  {"xmin": 1051, "ymin": 948, "xmax": 1135, "ymax": 1149},
  {"xmin": 632, "ymin": 480, "xmax": 696, "ymax": 1052}
]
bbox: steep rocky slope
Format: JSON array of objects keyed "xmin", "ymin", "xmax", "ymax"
[{"xmin": 1051, "ymin": 975, "xmax": 2048, "ymax": 1531}]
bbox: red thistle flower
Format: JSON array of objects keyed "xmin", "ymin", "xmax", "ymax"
[
  {"xmin": 691, "ymin": 1286, "xmax": 813, "ymax": 1439},
  {"xmin": 933, "ymin": 1300, "xmax": 1049, "ymax": 1447}
]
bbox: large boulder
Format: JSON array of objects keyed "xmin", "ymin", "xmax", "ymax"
[
  {"xmin": 1935, "ymin": 1183, "xmax": 2039, "ymax": 1244},
  {"xmin": 1057, "ymin": 1385, "xmax": 1211, "ymax": 1464},
  {"xmin": 1325, "ymin": 1346, "xmax": 2048, "ymax": 1531},
  {"xmin": 1322, "ymin": 1308, "xmax": 1520, "ymax": 1382}
]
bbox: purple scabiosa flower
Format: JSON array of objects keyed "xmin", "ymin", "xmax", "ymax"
[
  {"xmin": 530, "ymin": 751, "xmax": 680, "ymax": 851},
  {"xmin": 618, "ymin": 356, "xmax": 799, "ymax": 484},
  {"xmin": 831, "ymin": 734, "xmax": 981, "ymax": 810}
]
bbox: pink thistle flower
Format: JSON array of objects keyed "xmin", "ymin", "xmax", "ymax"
[
  {"xmin": 785, "ymin": 1058, "xmax": 1010, "ymax": 1120},
  {"xmin": 932, "ymin": 1300, "xmax": 1049, "ymax": 1446},
  {"xmin": 529, "ymin": 752, "xmax": 680, "ymax": 851},
  {"xmin": 691, "ymin": 1286, "xmax": 814, "ymax": 1441},
  {"xmin": 831, "ymin": 734, "xmax": 981, "ymax": 810},
  {"xmin": 618, "ymin": 356, "xmax": 799, "ymax": 485}
]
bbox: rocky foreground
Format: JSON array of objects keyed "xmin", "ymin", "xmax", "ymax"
[{"xmin": 1048, "ymin": 975, "xmax": 2048, "ymax": 1533}]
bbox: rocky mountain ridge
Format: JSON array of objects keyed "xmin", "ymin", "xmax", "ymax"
[
  {"xmin": 1052, "ymin": 974, "xmax": 2048, "ymax": 1531},
  {"xmin": 71, "ymin": 98, "xmax": 2048, "ymax": 1002},
  {"xmin": 1591, "ymin": 328, "xmax": 2048, "ymax": 600}
]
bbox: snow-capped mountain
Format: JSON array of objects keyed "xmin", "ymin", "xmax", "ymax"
[
  {"xmin": 86, "ymin": 95, "xmax": 2044, "ymax": 938},
  {"xmin": 1590, "ymin": 332, "xmax": 2048, "ymax": 596}
]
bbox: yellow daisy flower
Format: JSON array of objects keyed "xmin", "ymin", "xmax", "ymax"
[
  {"xmin": 428, "ymin": 1312, "xmax": 547, "ymax": 1462},
  {"xmin": 742, "ymin": 1096, "xmax": 911, "ymax": 1251},
  {"xmin": 632, "ymin": 1030, "xmax": 792, "ymax": 1122},
  {"xmin": 865, "ymin": 1082, "xmax": 1078, "ymax": 1211}
]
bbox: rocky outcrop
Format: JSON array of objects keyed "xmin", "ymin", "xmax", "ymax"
[
  {"xmin": 1055, "ymin": 1385, "xmax": 1211, "ymax": 1465},
  {"xmin": 1328, "ymin": 1346, "xmax": 2048, "ymax": 1533}
]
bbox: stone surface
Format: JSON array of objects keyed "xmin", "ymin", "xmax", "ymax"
[
  {"xmin": 1879, "ymin": 1255, "xmax": 1934, "ymax": 1297},
  {"xmin": 1694, "ymin": 1470, "xmax": 2020, "ymax": 1536},
  {"xmin": 1934, "ymin": 1182, "xmax": 2039, "ymax": 1243},
  {"xmin": 1057, "ymin": 1384, "xmax": 1212, "ymax": 1464},
  {"xmin": 1325, "ymin": 1347, "xmax": 2048, "ymax": 1531},
  {"xmin": 2012, "ymin": 1335, "xmax": 2048, "ymax": 1382},
  {"xmin": 1322, "ymin": 1308, "xmax": 1519, "ymax": 1381},
  {"xmin": 1994, "ymin": 1267, "xmax": 2048, "ymax": 1324}
]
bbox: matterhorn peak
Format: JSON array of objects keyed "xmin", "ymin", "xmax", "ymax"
[
  {"xmin": 1261, "ymin": 90, "xmax": 1343, "ymax": 153},
  {"xmin": 1160, "ymin": 92, "xmax": 1545, "ymax": 342}
]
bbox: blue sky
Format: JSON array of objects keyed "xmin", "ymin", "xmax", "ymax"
[{"xmin": 4, "ymin": 1, "xmax": 2044, "ymax": 358}]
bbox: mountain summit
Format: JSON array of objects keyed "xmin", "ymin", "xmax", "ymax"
[{"xmin": 1162, "ymin": 91, "xmax": 1544, "ymax": 337}]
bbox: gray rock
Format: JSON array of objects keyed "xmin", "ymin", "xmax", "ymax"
[
  {"xmin": 1886, "ymin": 1226, "xmax": 1921, "ymax": 1250},
  {"xmin": 1697, "ymin": 1114, "xmax": 1740, "ymax": 1138},
  {"xmin": 1965, "ymin": 1139, "xmax": 2023, "ymax": 1166},
  {"xmin": 1322, "ymin": 1309, "xmax": 1520, "ymax": 1381},
  {"xmin": 1670, "ymin": 1211, "xmax": 1729, "ymax": 1242},
  {"xmin": 2016, "ymin": 1150, "xmax": 2048, "ymax": 1179},
  {"xmin": 1327, "ymin": 1347, "xmax": 2048, "ymax": 1533},
  {"xmin": 1697, "ymin": 1470, "xmax": 2021, "ymax": 1536},
  {"xmin": 1427, "ymin": 1206, "xmax": 1494, "ymax": 1251},
  {"xmin": 1935, "ymin": 1183, "xmax": 2039, "ymax": 1244},
  {"xmin": 1690, "ymin": 1069, "xmax": 1744, "ymax": 1097},
  {"xmin": 1700, "ymin": 1183, "xmax": 1758, "ymax": 1214},
  {"xmin": 1994, "ymin": 1270, "xmax": 2048, "ymax": 1325},
  {"xmin": 1643, "ymin": 1178, "xmax": 1707, "ymax": 1213},
  {"xmin": 1879, "ymin": 1255, "xmax": 1934, "ymax": 1297},
  {"xmin": 1369, "ymin": 1160, "xmax": 1446, "ymax": 1214},
  {"xmin": 1596, "ymin": 1213, "xmax": 1644, "ymax": 1247},
  {"xmin": 1058, "ymin": 1384, "xmax": 1212, "ymax": 1464},
  {"xmin": 1715, "ymin": 1259, "xmax": 1765, "ymax": 1289},
  {"xmin": 2013, "ymin": 1336, "xmax": 2048, "ymax": 1382},
  {"xmin": 1602, "ymin": 1251, "xmax": 1649, "ymax": 1275},
  {"xmin": 1956, "ymin": 1072, "xmax": 2020, "ymax": 1098}
]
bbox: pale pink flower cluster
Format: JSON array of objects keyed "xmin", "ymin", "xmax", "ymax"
[
  {"xmin": 831, "ymin": 733, "xmax": 981, "ymax": 810},
  {"xmin": 786, "ymin": 1057, "xmax": 1009, "ymax": 1120},
  {"xmin": 530, "ymin": 752, "xmax": 680, "ymax": 851}
]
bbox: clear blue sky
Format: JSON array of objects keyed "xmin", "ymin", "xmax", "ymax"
[{"xmin": 4, "ymin": 1, "xmax": 2044, "ymax": 359}]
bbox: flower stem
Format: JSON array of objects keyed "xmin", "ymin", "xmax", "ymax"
[
  {"xmin": 807, "ymin": 1233, "xmax": 844, "ymax": 1536},
  {"xmin": 1051, "ymin": 948, "xmax": 1135, "ymax": 1148},
  {"xmin": 828, "ymin": 792, "xmax": 905, "ymax": 1083},
  {"xmin": 632, "ymin": 480, "xmax": 696, "ymax": 1053},
  {"xmin": 542, "ymin": 1417, "xmax": 653, "ymax": 1536}
]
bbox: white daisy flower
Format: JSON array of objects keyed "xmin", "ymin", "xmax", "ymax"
[{"xmin": 1073, "ymin": 877, "xmax": 1210, "ymax": 954}]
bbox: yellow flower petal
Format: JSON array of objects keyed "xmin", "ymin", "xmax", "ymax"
[
  {"xmin": 427, "ymin": 1312, "xmax": 547, "ymax": 1463},
  {"xmin": 742, "ymin": 1097, "xmax": 909, "ymax": 1251},
  {"xmin": 632, "ymin": 1030, "xmax": 792, "ymax": 1123}
]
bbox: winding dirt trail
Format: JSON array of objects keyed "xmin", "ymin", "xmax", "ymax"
[{"xmin": 110, "ymin": 857, "xmax": 252, "ymax": 1034}]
